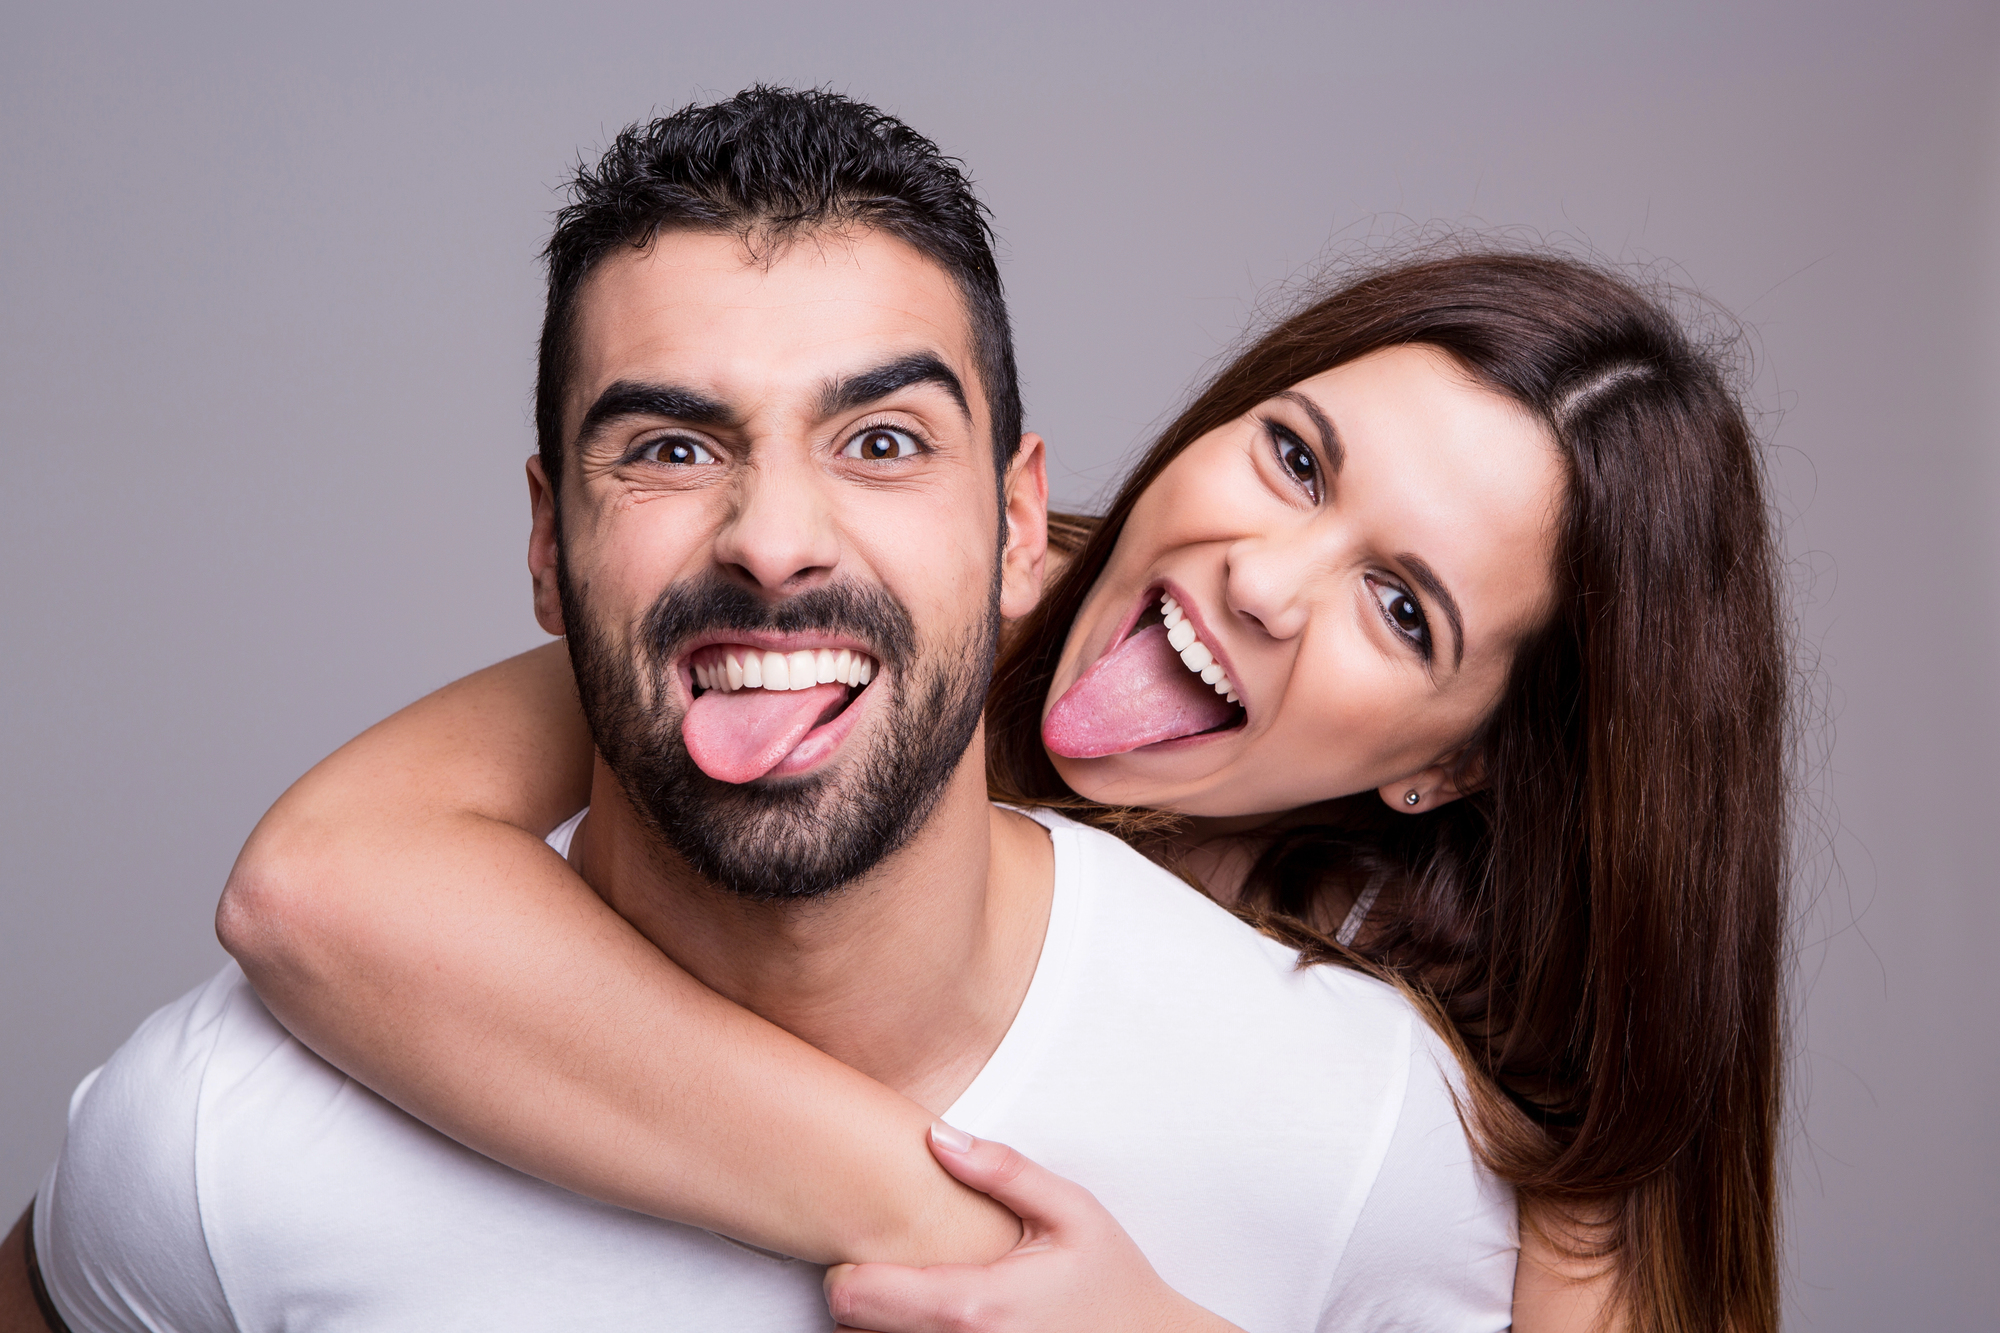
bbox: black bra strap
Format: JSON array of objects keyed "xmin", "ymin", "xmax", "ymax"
[{"xmin": 23, "ymin": 1203, "xmax": 75, "ymax": 1333}]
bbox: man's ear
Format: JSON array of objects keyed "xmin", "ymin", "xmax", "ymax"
[
  {"xmin": 1378, "ymin": 749, "xmax": 1483, "ymax": 815},
  {"xmin": 998, "ymin": 433, "xmax": 1049, "ymax": 622},
  {"xmin": 527, "ymin": 455, "xmax": 566, "ymax": 637}
]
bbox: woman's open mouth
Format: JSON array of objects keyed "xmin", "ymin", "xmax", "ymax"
[{"xmin": 1042, "ymin": 587, "xmax": 1247, "ymax": 759}]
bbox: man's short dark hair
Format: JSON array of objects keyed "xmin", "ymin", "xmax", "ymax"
[{"xmin": 535, "ymin": 86, "xmax": 1022, "ymax": 493}]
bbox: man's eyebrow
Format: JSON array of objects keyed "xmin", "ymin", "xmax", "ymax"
[
  {"xmin": 575, "ymin": 381, "xmax": 733, "ymax": 449},
  {"xmin": 1276, "ymin": 389, "xmax": 1343, "ymax": 476},
  {"xmin": 817, "ymin": 353, "xmax": 970, "ymax": 424},
  {"xmin": 1398, "ymin": 553, "xmax": 1466, "ymax": 672}
]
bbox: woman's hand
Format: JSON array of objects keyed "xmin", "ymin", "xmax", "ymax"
[{"xmin": 824, "ymin": 1124, "xmax": 1242, "ymax": 1333}]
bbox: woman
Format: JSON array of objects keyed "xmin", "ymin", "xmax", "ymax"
[{"xmin": 220, "ymin": 250, "xmax": 1788, "ymax": 1332}]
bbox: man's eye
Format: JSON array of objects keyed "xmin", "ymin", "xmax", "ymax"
[
  {"xmin": 841, "ymin": 427, "xmax": 921, "ymax": 461},
  {"xmin": 637, "ymin": 437, "xmax": 717, "ymax": 466}
]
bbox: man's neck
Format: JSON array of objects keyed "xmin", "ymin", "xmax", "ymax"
[{"xmin": 568, "ymin": 746, "xmax": 1055, "ymax": 1114}]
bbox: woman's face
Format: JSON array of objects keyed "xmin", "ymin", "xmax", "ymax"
[{"xmin": 1043, "ymin": 345, "xmax": 1565, "ymax": 819}]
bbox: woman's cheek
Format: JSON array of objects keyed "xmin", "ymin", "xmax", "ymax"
[{"xmin": 1273, "ymin": 673, "xmax": 1388, "ymax": 802}]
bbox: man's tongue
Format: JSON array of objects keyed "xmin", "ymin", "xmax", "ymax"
[
  {"xmin": 683, "ymin": 683, "xmax": 850, "ymax": 784},
  {"xmin": 1043, "ymin": 622, "xmax": 1238, "ymax": 759}
]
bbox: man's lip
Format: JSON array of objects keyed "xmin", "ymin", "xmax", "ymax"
[
  {"xmin": 764, "ymin": 675, "xmax": 880, "ymax": 778},
  {"xmin": 673, "ymin": 631, "xmax": 889, "ymax": 780},
  {"xmin": 673, "ymin": 630, "xmax": 882, "ymax": 665}
]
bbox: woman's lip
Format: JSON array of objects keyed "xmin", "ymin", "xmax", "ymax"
[
  {"xmin": 1052, "ymin": 578, "xmax": 1250, "ymax": 737},
  {"xmin": 1092, "ymin": 590, "xmax": 1153, "ymax": 666},
  {"xmin": 1153, "ymin": 578, "xmax": 1247, "ymax": 719},
  {"xmin": 1045, "ymin": 583, "xmax": 1154, "ymax": 720},
  {"xmin": 1135, "ymin": 722, "xmax": 1241, "ymax": 752}
]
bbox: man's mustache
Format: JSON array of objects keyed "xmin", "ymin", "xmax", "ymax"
[{"xmin": 637, "ymin": 574, "xmax": 918, "ymax": 670}]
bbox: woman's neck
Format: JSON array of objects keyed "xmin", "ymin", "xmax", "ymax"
[
  {"xmin": 1153, "ymin": 798, "xmax": 1355, "ymax": 909},
  {"xmin": 1156, "ymin": 832, "xmax": 1262, "ymax": 905}
]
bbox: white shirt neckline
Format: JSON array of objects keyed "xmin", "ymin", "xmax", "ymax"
[{"xmin": 543, "ymin": 804, "xmax": 1081, "ymax": 1133}]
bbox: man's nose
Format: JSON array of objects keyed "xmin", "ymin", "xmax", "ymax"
[{"xmin": 711, "ymin": 449, "xmax": 842, "ymax": 593}]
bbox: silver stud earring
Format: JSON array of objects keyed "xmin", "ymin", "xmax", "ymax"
[{"xmin": 1404, "ymin": 790, "xmax": 1421, "ymax": 807}]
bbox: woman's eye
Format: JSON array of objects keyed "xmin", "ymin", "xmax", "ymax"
[
  {"xmin": 1269, "ymin": 423, "xmax": 1320, "ymax": 499},
  {"xmin": 637, "ymin": 436, "xmax": 717, "ymax": 466},
  {"xmin": 1368, "ymin": 576, "xmax": 1430, "ymax": 652},
  {"xmin": 841, "ymin": 426, "xmax": 921, "ymax": 461}
]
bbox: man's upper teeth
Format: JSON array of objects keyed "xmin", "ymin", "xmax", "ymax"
[
  {"xmin": 1160, "ymin": 594, "xmax": 1240, "ymax": 706},
  {"xmin": 695, "ymin": 647, "xmax": 875, "ymax": 693}
]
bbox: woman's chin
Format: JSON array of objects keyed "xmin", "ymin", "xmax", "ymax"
[{"xmin": 1050, "ymin": 749, "xmax": 1239, "ymax": 819}]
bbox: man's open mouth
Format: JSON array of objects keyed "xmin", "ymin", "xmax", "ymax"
[
  {"xmin": 692, "ymin": 645, "xmax": 876, "ymax": 694},
  {"xmin": 680, "ymin": 644, "xmax": 881, "ymax": 784}
]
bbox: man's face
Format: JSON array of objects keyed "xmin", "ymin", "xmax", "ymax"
[{"xmin": 530, "ymin": 227, "xmax": 1045, "ymax": 900}]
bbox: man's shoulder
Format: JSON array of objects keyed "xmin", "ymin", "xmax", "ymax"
[
  {"xmin": 37, "ymin": 964, "xmax": 270, "ymax": 1331},
  {"xmin": 67, "ymin": 962, "xmax": 338, "ymax": 1149},
  {"xmin": 1047, "ymin": 814, "xmax": 1415, "ymax": 1025},
  {"xmin": 1027, "ymin": 811, "xmax": 1442, "ymax": 1134},
  {"xmin": 59, "ymin": 962, "xmax": 294, "ymax": 1168},
  {"xmin": 1032, "ymin": 811, "xmax": 1467, "ymax": 1176},
  {"xmin": 42, "ymin": 965, "xmax": 830, "ymax": 1329},
  {"xmin": 980, "ymin": 816, "xmax": 1508, "ymax": 1329}
]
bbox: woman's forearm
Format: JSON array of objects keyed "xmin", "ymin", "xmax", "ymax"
[{"xmin": 218, "ymin": 644, "xmax": 1019, "ymax": 1266}]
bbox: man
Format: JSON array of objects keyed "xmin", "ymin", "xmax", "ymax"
[{"xmin": 5, "ymin": 89, "xmax": 1514, "ymax": 1330}]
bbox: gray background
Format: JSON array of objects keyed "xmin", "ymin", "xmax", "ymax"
[{"xmin": 2, "ymin": 1, "xmax": 1993, "ymax": 1326}]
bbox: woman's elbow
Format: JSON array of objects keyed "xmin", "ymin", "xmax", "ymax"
[{"xmin": 216, "ymin": 818, "xmax": 339, "ymax": 985}]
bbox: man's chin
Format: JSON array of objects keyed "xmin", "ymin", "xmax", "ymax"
[{"xmin": 639, "ymin": 758, "xmax": 921, "ymax": 903}]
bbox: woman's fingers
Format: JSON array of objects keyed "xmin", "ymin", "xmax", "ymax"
[
  {"xmin": 825, "ymin": 1259, "xmax": 1008, "ymax": 1333},
  {"xmin": 924, "ymin": 1123, "xmax": 1098, "ymax": 1234},
  {"xmin": 822, "ymin": 1145, "xmax": 1228, "ymax": 1333}
]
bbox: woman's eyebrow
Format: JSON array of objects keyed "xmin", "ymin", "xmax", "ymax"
[
  {"xmin": 1397, "ymin": 553, "xmax": 1465, "ymax": 671},
  {"xmin": 1275, "ymin": 390, "xmax": 1343, "ymax": 476}
]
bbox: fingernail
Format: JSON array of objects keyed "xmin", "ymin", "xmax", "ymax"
[{"xmin": 930, "ymin": 1120, "xmax": 973, "ymax": 1153}]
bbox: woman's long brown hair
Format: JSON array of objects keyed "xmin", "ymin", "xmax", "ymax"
[{"xmin": 989, "ymin": 252, "xmax": 1786, "ymax": 1331}]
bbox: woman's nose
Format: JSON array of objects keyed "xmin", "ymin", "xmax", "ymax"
[{"xmin": 1224, "ymin": 534, "xmax": 1313, "ymax": 642}]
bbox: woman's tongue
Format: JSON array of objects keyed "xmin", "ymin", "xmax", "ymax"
[
  {"xmin": 1043, "ymin": 623, "xmax": 1237, "ymax": 759},
  {"xmin": 682, "ymin": 682, "xmax": 850, "ymax": 784}
]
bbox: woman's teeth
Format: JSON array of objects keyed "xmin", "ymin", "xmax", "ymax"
[
  {"xmin": 692, "ymin": 647, "xmax": 875, "ymax": 694},
  {"xmin": 1160, "ymin": 593, "xmax": 1240, "ymax": 705}
]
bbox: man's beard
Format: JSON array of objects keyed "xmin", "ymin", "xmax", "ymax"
[{"xmin": 559, "ymin": 562, "xmax": 999, "ymax": 902}]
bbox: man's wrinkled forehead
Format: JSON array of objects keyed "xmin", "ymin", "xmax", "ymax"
[{"xmin": 562, "ymin": 227, "xmax": 987, "ymax": 450}]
